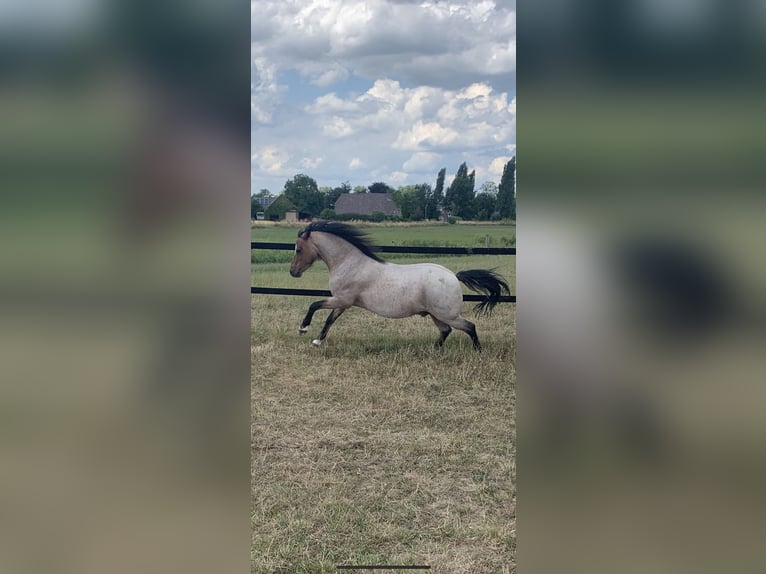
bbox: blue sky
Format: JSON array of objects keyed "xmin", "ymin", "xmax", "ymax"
[{"xmin": 252, "ymin": 0, "xmax": 516, "ymax": 195}]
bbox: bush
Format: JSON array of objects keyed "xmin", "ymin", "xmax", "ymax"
[
  {"xmin": 324, "ymin": 212, "xmax": 400, "ymax": 223},
  {"xmin": 334, "ymin": 212, "xmax": 366, "ymax": 221},
  {"xmin": 447, "ymin": 216, "xmax": 458, "ymax": 225}
]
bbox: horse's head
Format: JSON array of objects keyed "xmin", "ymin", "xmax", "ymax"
[{"xmin": 289, "ymin": 230, "xmax": 320, "ymax": 277}]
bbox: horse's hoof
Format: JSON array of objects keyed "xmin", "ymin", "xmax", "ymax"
[
  {"xmin": 299, "ymin": 326, "xmax": 308, "ymax": 334},
  {"xmin": 311, "ymin": 339, "xmax": 322, "ymax": 347}
]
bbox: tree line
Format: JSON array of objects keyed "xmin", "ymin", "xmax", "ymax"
[{"xmin": 252, "ymin": 158, "xmax": 516, "ymax": 222}]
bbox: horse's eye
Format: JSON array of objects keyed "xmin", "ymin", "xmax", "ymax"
[{"xmin": 296, "ymin": 248, "xmax": 302, "ymax": 254}]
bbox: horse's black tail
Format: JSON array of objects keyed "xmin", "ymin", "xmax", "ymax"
[{"xmin": 456, "ymin": 269, "xmax": 511, "ymax": 316}]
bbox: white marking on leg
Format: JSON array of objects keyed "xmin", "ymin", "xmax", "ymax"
[
  {"xmin": 311, "ymin": 339, "xmax": 322, "ymax": 346},
  {"xmin": 299, "ymin": 326, "xmax": 308, "ymax": 334}
]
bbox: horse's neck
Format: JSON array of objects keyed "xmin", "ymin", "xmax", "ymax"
[{"xmin": 314, "ymin": 233, "xmax": 376, "ymax": 274}]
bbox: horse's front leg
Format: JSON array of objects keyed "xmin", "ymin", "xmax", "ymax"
[
  {"xmin": 299, "ymin": 299, "xmax": 326, "ymax": 334},
  {"xmin": 298, "ymin": 297, "xmax": 348, "ymax": 340}
]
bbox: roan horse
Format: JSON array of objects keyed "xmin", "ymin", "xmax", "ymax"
[{"xmin": 289, "ymin": 221, "xmax": 510, "ymax": 350}]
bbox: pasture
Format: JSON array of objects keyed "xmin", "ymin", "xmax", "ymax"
[
  {"xmin": 251, "ymin": 221, "xmax": 516, "ymax": 264},
  {"xmin": 251, "ymin": 223, "xmax": 516, "ymax": 573}
]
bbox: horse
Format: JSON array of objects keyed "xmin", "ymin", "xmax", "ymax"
[{"xmin": 289, "ymin": 221, "xmax": 510, "ymax": 350}]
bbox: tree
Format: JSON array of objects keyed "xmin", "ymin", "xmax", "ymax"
[
  {"xmin": 479, "ymin": 181, "xmax": 498, "ymax": 195},
  {"xmin": 323, "ymin": 181, "xmax": 350, "ymax": 211},
  {"xmin": 283, "ymin": 174, "xmax": 323, "ymax": 217},
  {"xmin": 353, "ymin": 185, "xmax": 367, "ymax": 194},
  {"xmin": 255, "ymin": 188, "xmax": 271, "ymax": 197},
  {"xmin": 433, "ymin": 167, "xmax": 446, "ymax": 217},
  {"xmin": 264, "ymin": 195, "xmax": 294, "ymax": 221},
  {"xmin": 368, "ymin": 181, "xmax": 393, "ymax": 194},
  {"xmin": 445, "ymin": 162, "xmax": 476, "ymax": 219},
  {"xmin": 497, "ymin": 157, "xmax": 516, "ymax": 220},
  {"xmin": 473, "ymin": 192, "xmax": 497, "ymax": 221},
  {"xmin": 393, "ymin": 184, "xmax": 431, "ymax": 221},
  {"xmin": 423, "ymin": 184, "xmax": 437, "ymax": 220}
]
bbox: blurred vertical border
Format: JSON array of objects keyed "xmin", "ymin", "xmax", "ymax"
[
  {"xmin": 518, "ymin": 1, "xmax": 766, "ymax": 573},
  {"xmin": 0, "ymin": 1, "xmax": 250, "ymax": 572}
]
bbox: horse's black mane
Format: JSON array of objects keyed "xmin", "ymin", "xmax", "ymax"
[{"xmin": 299, "ymin": 221, "xmax": 385, "ymax": 262}]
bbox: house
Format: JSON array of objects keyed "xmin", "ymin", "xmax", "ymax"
[
  {"xmin": 334, "ymin": 193, "xmax": 400, "ymax": 217},
  {"xmin": 252, "ymin": 195, "xmax": 276, "ymax": 209}
]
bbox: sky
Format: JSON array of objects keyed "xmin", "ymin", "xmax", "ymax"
[{"xmin": 251, "ymin": 0, "xmax": 516, "ymax": 196}]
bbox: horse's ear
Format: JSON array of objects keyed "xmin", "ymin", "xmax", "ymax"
[{"xmin": 298, "ymin": 229, "xmax": 311, "ymax": 240}]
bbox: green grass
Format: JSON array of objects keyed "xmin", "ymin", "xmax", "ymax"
[
  {"xmin": 251, "ymin": 221, "xmax": 516, "ymax": 264},
  {"xmin": 251, "ymin": 225, "xmax": 516, "ymax": 574}
]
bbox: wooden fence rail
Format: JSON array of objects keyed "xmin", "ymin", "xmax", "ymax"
[{"xmin": 251, "ymin": 242, "xmax": 516, "ymax": 302}]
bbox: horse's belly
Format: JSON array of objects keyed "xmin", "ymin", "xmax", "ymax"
[
  {"xmin": 356, "ymin": 292, "xmax": 420, "ymax": 318},
  {"xmin": 353, "ymin": 264, "xmax": 461, "ymax": 319}
]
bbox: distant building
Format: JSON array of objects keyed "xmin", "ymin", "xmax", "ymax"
[
  {"xmin": 334, "ymin": 193, "xmax": 400, "ymax": 217},
  {"xmin": 285, "ymin": 210, "xmax": 298, "ymax": 223},
  {"xmin": 253, "ymin": 195, "xmax": 276, "ymax": 209}
]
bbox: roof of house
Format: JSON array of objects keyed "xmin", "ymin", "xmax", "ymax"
[
  {"xmin": 253, "ymin": 195, "xmax": 277, "ymax": 207},
  {"xmin": 334, "ymin": 193, "xmax": 400, "ymax": 216}
]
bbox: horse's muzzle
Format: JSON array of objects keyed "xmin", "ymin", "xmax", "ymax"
[{"xmin": 290, "ymin": 268, "xmax": 302, "ymax": 278}]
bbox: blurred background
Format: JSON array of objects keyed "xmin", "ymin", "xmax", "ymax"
[
  {"xmin": 518, "ymin": 0, "xmax": 766, "ymax": 572},
  {"xmin": 0, "ymin": 1, "xmax": 250, "ymax": 572},
  {"xmin": 4, "ymin": 0, "xmax": 766, "ymax": 571}
]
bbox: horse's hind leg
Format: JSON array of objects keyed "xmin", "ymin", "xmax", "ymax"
[
  {"xmin": 447, "ymin": 317, "xmax": 481, "ymax": 351},
  {"xmin": 430, "ymin": 315, "xmax": 452, "ymax": 348}
]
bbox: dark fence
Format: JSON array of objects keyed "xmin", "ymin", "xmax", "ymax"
[
  {"xmin": 251, "ymin": 242, "xmax": 516, "ymax": 302},
  {"xmin": 252, "ymin": 242, "xmax": 515, "ymax": 256}
]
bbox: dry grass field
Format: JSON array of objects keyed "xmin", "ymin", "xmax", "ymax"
[{"xmin": 251, "ymin": 224, "xmax": 515, "ymax": 573}]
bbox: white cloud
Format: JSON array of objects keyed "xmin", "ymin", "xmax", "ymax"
[
  {"xmin": 388, "ymin": 171, "xmax": 409, "ymax": 184},
  {"xmin": 251, "ymin": 57, "xmax": 283, "ymax": 125},
  {"xmin": 489, "ymin": 156, "xmax": 512, "ymax": 177},
  {"xmin": 393, "ymin": 121, "xmax": 460, "ymax": 151},
  {"xmin": 251, "ymin": 0, "xmax": 516, "ymax": 192},
  {"xmin": 364, "ymin": 79, "xmax": 406, "ymax": 106},
  {"xmin": 250, "ymin": 0, "xmax": 515, "ymax": 90},
  {"xmin": 301, "ymin": 156, "xmax": 324, "ymax": 169},
  {"xmin": 403, "ymin": 152, "xmax": 441, "ymax": 172},
  {"xmin": 321, "ymin": 116, "xmax": 355, "ymax": 138},
  {"xmin": 305, "ymin": 93, "xmax": 359, "ymax": 114},
  {"xmin": 304, "ymin": 80, "xmax": 514, "ymax": 154},
  {"xmin": 252, "ymin": 146, "xmax": 290, "ymax": 174},
  {"xmin": 311, "ymin": 66, "xmax": 350, "ymax": 87}
]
